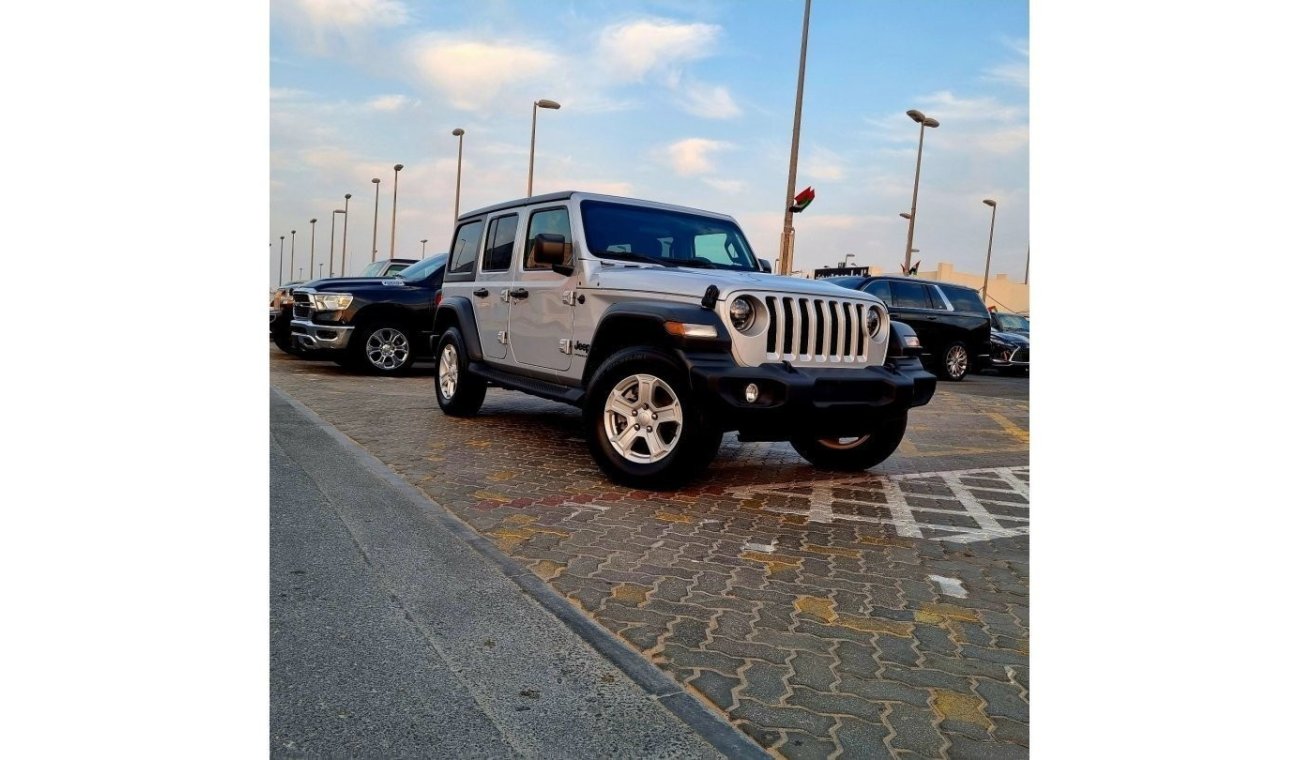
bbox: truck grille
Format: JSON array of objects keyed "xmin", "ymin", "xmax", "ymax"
[
  {"xmin": 293, "ymin": 292, "xmax": 312, "ymax": 320},
  {"xmin": 762, "ymin": 296, "xmax": 869, "ymax": 363}
]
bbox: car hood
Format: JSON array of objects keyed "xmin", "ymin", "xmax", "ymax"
[
  {"xmin": 991, "ymin": 330, "xmax": 1029, "ymax": 347},
  {"xmin": 298, "ymin": 276, "xmax": 405, "ymax": 292},
  {"xmin": 588, "ymin": 264, "xmax": 882, "ymax": 303}
]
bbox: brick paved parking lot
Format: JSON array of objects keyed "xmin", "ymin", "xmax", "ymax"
[{"xmin": 271, "ymin": 347, "xmax": 1029, "ymax": 759}]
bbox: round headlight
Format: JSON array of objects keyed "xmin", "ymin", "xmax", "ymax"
[
  {"xmin": 865, "ymin": 306, "xmax": 883, "ymax": 338},
  {"xmin": 729, "ymin": 297, "xmax": 755, "ymax": 331}
]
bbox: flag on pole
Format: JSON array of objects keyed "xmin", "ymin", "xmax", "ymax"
[{"xmin": 789, "ymin": 186, "xmax": 815, "ymax": 213}]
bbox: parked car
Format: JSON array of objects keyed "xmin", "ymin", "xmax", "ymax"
[
  {"xmin": 270, "ymin": 281, "xmax": 305, "ymax": 354},
  {"xmin": 290, "ymin": 254, "xmax": 447, "ymax": 373},
  {"xmin": 825, "ymin": 275, "xmax": 991, "ymax": 381},
  {"xmin": 989, "ymin": 311, "xmax": 1029, "ymax": 375},
  {"xmin": 431, "ymin": 191, "xmax": 936, "ymax": 488},
  {"xmin": 357, "ymin": 258, "xmax": 418, "ymax": 277}
]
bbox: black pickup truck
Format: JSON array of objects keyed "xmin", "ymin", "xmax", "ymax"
[{"xmin": 290, "ymin": 254, "xmax": 447, "ymax": 373}]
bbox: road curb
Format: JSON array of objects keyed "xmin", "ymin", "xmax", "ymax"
[{"xmin": 271, "ymin": 385, "xmax": 769, "ymax": 760}]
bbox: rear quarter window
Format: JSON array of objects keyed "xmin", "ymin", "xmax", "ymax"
[{"xmin": 940, "ymin": 285, "xmax": 988, "ymax": 315}]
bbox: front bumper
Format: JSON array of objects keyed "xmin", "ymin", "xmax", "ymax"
[
  {"xmin": 290, "ymin": 319, "xmax": 355, "ymax": 350},
  {"xmin": 989, "ymin": 346, "xmax": 1029, "ymax": 368},
  {"xmin": 682, "ymin": 353, "xmax": 937, "ymax": 441}
]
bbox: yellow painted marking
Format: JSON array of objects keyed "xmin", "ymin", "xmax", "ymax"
[
  {"xmin": 466, "ymin": 439, "xmax": 492, "ymax": 448},
  {"xmin": 914, "ymin": 610, "xmax": 945, "ymax": 625},
  {"xmin": 610, "ymin": 583, "xmax": 651, "ymax": 606},
  {"xmin": 488, "ymin": 470, "xmax": 516, "ymax": 482},
  {"xmin": 741, "ymin": 551, "xmax": 803, "ymax": 566},
  {"xmin": 502, "ymin": 514, "xmax": 536, "ymax": 526},
  {"xmin": 835, "ymin": 614, "xmax": 913, "ymax": 638},
  {"xmin": 932, "ymin": 690, "xmax": 992, "ymax": 729},
  {"xmin": 655, "ymin": 510, "xmax": 694, "ymax": 524},
  {"xmin": 794, "ymin": 596, "xmax": 837, "ymax": 623},
  {"xmin": 859, "ymin": 535, "xmax": 911, "ymax": 548},
  {"xmin": 804, "ymin": 544, "xmax": 860, "ymax": 558},
  {"xmin": 473, "ymin": 490, "xmax": 511, "ymax": 502},
  {"xmin": 532, "ymin": 559, "xmax": 566, "ymax": 580},
  {"xmin": 986, "ymin": 412, "xmax": 1030, "ymax": 443}
]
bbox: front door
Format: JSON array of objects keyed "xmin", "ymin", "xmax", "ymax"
[
  {"xmin": 507, "ymin": 206, "xmax": 575, "ymax": 373},
  {"xmin": 475, "ymin": 213, "xmax": 518, "ymax": 361}
]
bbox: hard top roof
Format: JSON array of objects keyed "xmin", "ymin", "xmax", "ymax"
[{"xmin": 457, "ymin": 191, "xmax": 737, "ymax": 224}]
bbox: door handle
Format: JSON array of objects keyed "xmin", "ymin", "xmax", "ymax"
[
  {"xmin": 509, "ymin": 288, "xmax": 529, "ymax": 299},
  {"xmin": 473, "ymin": 288, "xmax": 489, "ymax": 298}
]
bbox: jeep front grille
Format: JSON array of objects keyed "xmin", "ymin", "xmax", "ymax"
[{"xmin": 763, "ymin": 296, "xmax": 868, "ymax": 363}]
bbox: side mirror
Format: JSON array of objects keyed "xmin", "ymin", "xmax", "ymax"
[
  {"xmin": 758, "ymin": 258, "xmax": 773, "ymax": 273},
  {"xmin": 532, "ymin": 233, "xmax": 573, "ymax": 275}
]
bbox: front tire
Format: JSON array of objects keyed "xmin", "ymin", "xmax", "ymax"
[
  {"xmin": 791, "ymin": 414, "xmax": 908, "ymax": 471},
  {"xmin": 351, "ymin": 322, "xmax": 416, "ymax": 374},
  {"xmin": 937, "ymin": 342, "xmax": 969, "ymax": 381},
  {"xmin": 583, "ymin": 348, "xmax": 719, "ymax": 489},
  {"xmin": 434, "ymin": 328, "xmax": 486, "ymax": 416}
]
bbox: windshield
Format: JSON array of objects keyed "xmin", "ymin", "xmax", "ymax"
[
  {"xmin": 996, "ymin": 313, "xmax": 1029, "ymax": 332},
  {"xmin": 360, "ymin": 260, "xmax": 408, "ymax": 277},
  {"xmin": 580, "ymin": 200, "xmax": 759, "ymax": 271},
  {"xmin": 396, "ymin": 255, "xmax": 447, "ymax": 281}
]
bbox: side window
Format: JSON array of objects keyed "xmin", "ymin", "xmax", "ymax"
[
  {"xmin": 891, "ymin": 280, "xmax": 932, "ymax": 309},
  {"xmin": 864, "ymin": 280, "xmax": 892, "ymax": 303},
  {"xmin": 927, "ymin": 284, "xmax": 951, "ymax": 310},
  {"xmin": 448, "ymin": 220, "xmax": 485, "ymax": 276},
  {"xmin": 941, "ymin": 285, "xmax": 988, "ymax": 314},
  {"xmin": 524, "ymin": 207, "xmax": 573, "ymax": 270},
  {"xmin": 481, "ymin": 214, "xmax": 518, "ymax": 272}
]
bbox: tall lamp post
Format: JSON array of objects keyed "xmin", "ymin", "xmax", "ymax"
[
  {"xmin": 308, "ymin": 218, "xmax": 317, "ymax": 280},
  {"xmin": 903, "ymin": 109, "xmax": 940, "ymax": 274},
  {"xmin": 289, "ymin": 230, "xmax": 296, "ymax": 283},
  {"xmin": 278, "ymin": 236, "xmax": 285, "ymax": 285},
  {"xmin": 778, "ymin": 0, "xmax": 813, "ymax": 276},
  {"xmin": 981, "ymin": 199, "xmax": 998, "ymax": 303},
  {"xmin": 527, "ymin": 100, "xmax": 561, "ymax": 196},
  {"xmin": 451, "ymin": 128, "xmax": 465, "ymax": 220},
  {"xmin": 329, "ymin": 209, "xmax": 345, "ymax": 276},
  {"xmin": 421, "ymin": 239, "xmax": 428, "ymax": 257},
  {"xmin": 390, "ymin": 164, "xmax": 403, "ymax": 258},
  {"xmin": 1024, "ymin": 245, "xmax": 1030, "ymax": 285},
  {"xmin": 340, "ymin": 193, "xmax": 352, "ymax": 276},
  {"xmin": 370, "ymin": 178, "xmax": 381, "ymax": 263}
]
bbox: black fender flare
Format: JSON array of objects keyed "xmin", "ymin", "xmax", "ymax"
[
  {"xmin": 433, "ymin": 297, "xmax": 484, "ymax": 361},
  {"xmin": 887, "ymin": 319, "xmax": 924, "ymax": 359},
  {"xmin": 583, "ymin": 301, "xmax": 732, "ymax": 384}
]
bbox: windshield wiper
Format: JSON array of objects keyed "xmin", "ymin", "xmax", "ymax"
[
  {"xmin": 596, "ymin": 250, "xmax": 679, "ymax": 267},
  {"xmin": 675, "ymin": 259, "xmax": 718, "ymax": 269}
]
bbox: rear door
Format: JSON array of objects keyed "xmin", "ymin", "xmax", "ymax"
[
  {"xmin": 885, "ymin": 279, "xmax": 943, "ymax": 358},
  {"xmin": 476, "ymin": 213, "xmax": 519, "ymax": 361}
]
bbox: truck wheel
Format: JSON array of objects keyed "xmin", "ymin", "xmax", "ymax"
[
  {"xmin": 351, "ymin": 323, "xmax": 415, "ymax": 374},
  {"xmin": 791, "ymin": 414, "xmax": 909, "ymax": 471},
  {"xmin": 938, "ymin": 342, "xmax": 969, "ymax": 381},
  {"xmin": 584, "ymin": 348, "xmax": 718, "ymax": 489},
  {"xmin": 434, "ymin": 327, "xmax": 486, "ymax": 416}
]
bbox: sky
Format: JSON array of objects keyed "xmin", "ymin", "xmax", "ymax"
[{"xmin": 269, "ymin": 0, "xmax": 1028, "ymax": 285}]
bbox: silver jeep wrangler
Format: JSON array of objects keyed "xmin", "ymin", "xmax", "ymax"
[{"xmin": 433, "ymin": 191, "xmax": 936, "ymax": 488}]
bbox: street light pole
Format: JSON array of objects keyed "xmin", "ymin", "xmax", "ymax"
[
  {"xmin": 289, "ymin": 230, "xmax": 296, "ymax": 283},
  {"xmin": 1024, "ymin": 245, "xmax": 1030, "ymax": 285},
  {"xmin": 318, "ymin": 263, "xmax": 324, "ymax": 278},
  {"xmin": 390, "ymin": 164, "xmax": 403, "ymax": 258},
  {"xmin": 341, "ymin": 193, "xmax": 352, "ymax": 276},
  {"xmin": 308, "ymin": 218, "xmax": 317, "ymax": 280},
  {"xmin": 981, "ymin": 199, "xmax": 998, "ymax": 302},
  {"xmin": 903, "ymin": 109, "xmax": 940, "ymax": 274},
  {"xmin": 779, "ymin": 0, "xmax": 813, "ymax": 276},
  {"xmin": 278, "ymin": 236, "xmax": 285, "ymax": 285},
  {"xmin": 452, "ymin": 128, "xmax": 465, "ymax": 220},
  {"xmin": 329, "ymin": 209, "xmax": 344, "ymax": 276},
  {"xmin": 527, "ymin": 100, "xmax": 561, "ymax": 196},
  {"xmin": 421, "ymin": 239, "xmax": 428, "ymax": 257},
  {"xmin": 370, "ymin": 178, "xmax": 381, "ymax": 263}
]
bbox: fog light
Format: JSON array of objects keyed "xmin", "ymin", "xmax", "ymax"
[{"xmin": 744, "ymin": 383, "xmax": 760, "ymax": 403}]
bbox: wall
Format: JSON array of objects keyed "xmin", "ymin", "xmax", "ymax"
[{"xmin": 918, "ymin": 262, "xmax": 1030, "ymax": 314}]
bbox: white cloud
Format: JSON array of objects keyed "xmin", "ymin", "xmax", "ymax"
[
  {"xmin": 679, "ymin": 82, "xmax": 742, "ymax": 119},
  {"xmin": 975, "ymin": 126, "xmax": 1030, "ymax": 155},
  {"xmin": 804, "ymin": 146, "xmax": 846, "ymax": 181},
  {"xmin": 408, "ymin": 38, "xmax": 559, "ymax": 111},
  {"xmin": 596, "ymin": 19, "xmax": 721, "ymax": 82},
  {"xmin": 365, "ymin": 94, "xmax": 412, "ymax": 111},
  {"xmin": 704, "ymin": 178, "xmax": 745, "ymax": 194},
  {"xmin": 290, "ymin": 0, "xmax": 408, "ymax": 28},
  {"xmin": 983, "ymin": 61, "xmax": 1029, "ymax": 89},
  {"xmin": 663, "ymin": 138, "xmax": 733, "ymax": 176}
]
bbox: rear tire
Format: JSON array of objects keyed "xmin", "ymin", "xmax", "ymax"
[
  {"xmin": 434, "ymin": 327, "xmax": 487, "ymax": 416},
  {"xmin": 937, "ymin": 342, "xmax": 969, "ymax": 381},
  {"xmin": 583, "ymin": 347, "xmax": 719, "ymax": 489},
  {"xmin": 791, "ymin": 414, "xmax": 909, "ymax": 471}
]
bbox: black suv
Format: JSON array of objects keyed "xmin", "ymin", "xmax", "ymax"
[
  {"xmin": 290, "ymin": 254, "xmax": 447, "ymax": 373},
  {"xmin": 826, "ymin": 275, "xmax": 990, "ymax": 381}
]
